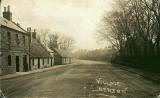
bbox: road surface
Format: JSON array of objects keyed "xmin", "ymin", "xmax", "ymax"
[{"xmin": 1, "ymin": 60, "xmax": 160, "ymax": 98}]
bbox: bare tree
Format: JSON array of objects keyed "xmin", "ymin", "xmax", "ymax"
[
  {"xmin": 37, "ymin": 29, "xmax": 75, "ymax": 52},
  {"xmin": 58, "ymin": 36, "xmax": 75, "ymax": 51},
  {"xmin": 37, "ymin": 29, "xmax": 50, "ymax": 47},
  {"xmin": 47, "ymin": 32, "xmax": 59, "ymax": 50},
  {"xmin": 144, "ymin": 0, "xmax": 160, "ymax": 55},
  {"xmin": 97, "ymin": 0, "xmax": 160, "ymax": 57}
]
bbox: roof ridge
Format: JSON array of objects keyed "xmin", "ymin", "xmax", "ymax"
[
  {"xmin": 30, "ymin": 39, "xmax": 52, "ymax": 57},
  {"xmin": 11, "ymin": 21, "xmax": 27, "ymax": 33},
  {"xmin": 0, "ymin": 16, "xmax": 27, "ymax": 33}
]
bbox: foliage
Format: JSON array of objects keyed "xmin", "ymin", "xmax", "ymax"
[
  {"xmin": 73, "ymin": 47, "xmax": 116, "ymax": 61},
  {"xmin": 36, "ymin": 29, "xmax": 75, "ymax": 52},
  {"xmin": 97, "ymin": 0, "xmax": 160, "ymax": 57},
  {"xmin": 112, "ymin": 55, "xmax": 160, "ymax": 73}
]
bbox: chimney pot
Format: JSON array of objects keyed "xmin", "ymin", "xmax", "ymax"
[
  {"xmin": 28, "ymin": 27, "xmax": 33, "ymax": 43},
  {"xmin": 17, "ymin": 23, "xmax": 20, "ymax": 26},
  {"xmin": 27, "ymin": 28, "xmax": 29, "ymax": 32},
  {"xmin": 7, "ymin": 5, "xmax": 10, "ymax": 12},
  {"xmin": 34, "ymin": 29, "xmax": 36, "ymax": 32},
  {"xmin": 27, "ymin": 27, "xmax": 32, "ymax": 32},
  {"xmin": 30, "ymin": 27, "xmax": 32, "ymax": 32},
  {"xmin": 32, "ymin": 29, "xmax": 36, "ymax": 39},
  {"xmin": 4, "ymin": 7, "xmax": 6, "ymax": 12}
]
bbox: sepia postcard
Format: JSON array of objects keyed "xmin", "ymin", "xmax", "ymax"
[{"xmin": 0, "ymin": 0, "xmax": 160, "ymax": 98}]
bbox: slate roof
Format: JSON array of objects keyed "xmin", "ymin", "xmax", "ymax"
[
  {"xmin": 0, "ymin": 16, "xmax": 27, "ymax": 33},
  {"xmin": 30, "ymin": 39, "xmax": 52, "ymax": 58},
  {"xmin": 52, "ymin": 48, "xmax": 72, "ymax": 58}
]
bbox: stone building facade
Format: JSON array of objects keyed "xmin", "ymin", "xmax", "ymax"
[
  {"xmin": 0, "ymin": 6, "xmax": 29, "ymax": 75},
  {"xmin": 0, "ymin": 5, "xmax": 73, "ymax": 75}
]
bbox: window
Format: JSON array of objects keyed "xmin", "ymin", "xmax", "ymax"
[
  {"xmin": 64, "ymin": 58, "xmax": 66, "ymax": 62},
  {"xmin": 8, "ymin": 55, "xmax": 11, "ymax": 66},
  {"xmin": 7, "ymin": 32, "xmax": 11, "ymax": 42},
  {"xmin": 15, "ymin": 34, "xmax": 19, "ymax": 44},
  {"xmin": 43, "ymin": 58, "xmax": 44, "ymax": 65},
  {"xmin": 32, "ymin": 58, "xmax": 34, "ymax": 66},
  {"xmin": 48, "ymin": 58, "xmax": 49, "ymax": 64},
  {"xmin": 23, "ymin": 36, "xmax": 25, "ymax": 46}
]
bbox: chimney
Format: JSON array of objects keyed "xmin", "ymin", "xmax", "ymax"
[
  {"xmin": 27, "ymin": 27, "xmax": 32, "ymax": 43},
  {"xmin": 7, "ymin": 5, "xmax": 10, "ymax": 12},
  {"xmin": 3, "ymin": 5, "xmax": 12, "ymax": 21},
  {"xmin": 32, "ymin": 29, "xmax": 37, "ymax": 39},
  {"xmin": 4, "ymin": 7, "xmax": 6, "ymax": 12}
]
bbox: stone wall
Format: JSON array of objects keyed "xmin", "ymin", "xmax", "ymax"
[
  {"xmin": 1, "ymin": 27, "xmax": 29, "ymax": 51},
  {"xmin": 0, "ymin": 27, "xmax": 29, "ymax": 75},
  {"xmin": 0, "ymin": 66, "xmax": 16, "ymax": 75}
]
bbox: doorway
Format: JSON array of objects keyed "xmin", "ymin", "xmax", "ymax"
[
  {"xmin": 23, "ymin": 55, "xmax": 28, "ymax": 72},
  {"xmin": 38, "ymin": 58, "xmax": 40, "ymax": 68},
  {"xmin": 16, "ymin": 56, "xmax": 19, "ymax": 72},
  {"xmin": 51, "ymin": 58, "xmax": 52, "ymax": 66}
]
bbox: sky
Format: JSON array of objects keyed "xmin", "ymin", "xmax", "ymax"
[{"xmin": 1, "ymin": 0, "xmax": 113, "ymax": 50}]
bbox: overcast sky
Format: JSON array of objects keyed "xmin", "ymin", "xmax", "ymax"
[{"xmin": 1, "ymin": 0, "xmax": 113, "ymax": 50}]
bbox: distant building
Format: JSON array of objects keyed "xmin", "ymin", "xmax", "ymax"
[
  {"xmin": 28, "ymin": 29, "xmax": 54, "ymax": 70},
  {"xmin": 53, "ymin": 48, "xmax": 72, "ymax": 65},
  {"xmin": 0, "ymin": 6, "xmax": 29, "ymax": 75}
]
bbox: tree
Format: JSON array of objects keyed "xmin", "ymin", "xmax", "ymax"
[
  {"xmin": 58, "ymin": 36, "xmax": 75, "ymax": 51},
  {"xmin": 144, "ymin": 0, "xmax": 160, "ymax": 55},
  {"xmin": 36, "ymin": 29, "xmax": 75, "ymax": 53},
  {"xmin": 48, "ymin": 32, "xmax": 59, "ymax": 50},
  {"xmin": 37, "ymin": 29, "xmax": 50, "ymax": 47},
  {"xmin": 97, "ymin": 0, "xmax": 160, "ymax": 57}
]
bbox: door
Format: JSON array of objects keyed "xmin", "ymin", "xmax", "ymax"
[
  {"xmin": 23, "ymin": 56, "xmax": 25, "ymax": 72},
  {"xmin": 16, "ymin": 56, "xmax": 19, "ymax": 72},
  {"xmin": 51, "ymin": 58, "xmax": 52, "ymax": 66},
  {"xmin": 23, "ymin": 55, "xmax": 28, "ymax": 72},
  {"xmin": 38, "ymin": 58, "xmax": 40, "ymax": 68}
]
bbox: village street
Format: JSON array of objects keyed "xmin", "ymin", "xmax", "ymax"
[{"xmin": 1, "ymin": 60, "xmax": 160, "ymax": 98}]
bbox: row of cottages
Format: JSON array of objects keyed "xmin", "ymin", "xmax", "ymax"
[
  {"xmin": 0, "ymin": 6, "xmax": 53, "ymax": 75},
  {"xmin": 29, "ymin": 30, "xmax": 54, "ymax": 70},
  {"xmin": 0, "ymin": 6, "xmax": 72, "ymax": 75},
  {"xmin": 53, "ymin": 48, "xmax": 73, "ymax": 65}
]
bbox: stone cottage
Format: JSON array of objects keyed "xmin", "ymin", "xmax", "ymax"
[
  {"xmin": 29, "ymin": 29, "xmax": 54, "ymax": 70},
  {"xmin": 0, "ymin": 6, "xmax": 29, "ymax": 75},
  {"xmin": 53, "ymin": 48, "xmax": 72, "ymax": 65}
]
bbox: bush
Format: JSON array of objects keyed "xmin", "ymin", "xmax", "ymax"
[{"xmin": 111, "ymin": 56, "xmax": 160, "ymax": 73}]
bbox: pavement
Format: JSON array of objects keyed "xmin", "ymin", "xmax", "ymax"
[
  {"xmin": 0, "ymin": 64, "xmax": 67, "ymax": 80},
  {"xmin": 0, "ymin": 60, "xmax": 160, "ymax": 98}
]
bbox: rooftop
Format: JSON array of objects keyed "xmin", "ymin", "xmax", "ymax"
[
  {"xmin": 30, "ymin": 39, "xmax": 52, "ymax": 58},
  {"xmin": 0, "ymin": 16, "xmax": 27, "ymax": 33}
]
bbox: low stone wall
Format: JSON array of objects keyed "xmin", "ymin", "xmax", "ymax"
[{"xmin": 0, "ymin": 66, "xmax": 16, "ymax": 75}]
